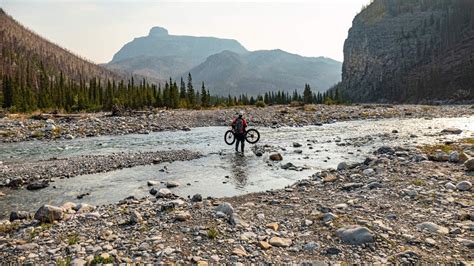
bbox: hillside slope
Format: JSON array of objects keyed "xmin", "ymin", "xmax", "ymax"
[
  {"xmin": 0, "ymin": 8, "xmax": 121, "ymax": 86},
  {"xmin": 188, "ymin": 49, "xmax": 341, "ymax": 96},
  {"xmin": 338, "ymin": 0, "xmax": 474, "ymax": 103}
]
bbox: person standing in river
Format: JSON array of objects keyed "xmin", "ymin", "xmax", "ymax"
[{"xmin": 231, "ymin": 111, "xmax": 248, "ymax": 154}]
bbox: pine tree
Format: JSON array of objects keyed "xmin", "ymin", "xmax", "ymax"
[
  {"xmin": 186, "ymin": 73, "xmax": 195, "ymax": 106},
  {"xmin": 200, "ymin": 82, "xmax": 208, "ymax": 107},
  {"xmin": 303, "ymin": 84, "xmax": 312, "ymax": 104},
  {"xmin": 180, "ymin": 77, "xmax": 186, "ymax": 99}
]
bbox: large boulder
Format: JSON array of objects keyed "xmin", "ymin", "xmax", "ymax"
[
  {"xmin": 336, "ymin": 226, "xmax": 375, "ymax": 245},
  {"xmin": 34, "ymin": 205, "xmax": 63, "ymax": 223}
]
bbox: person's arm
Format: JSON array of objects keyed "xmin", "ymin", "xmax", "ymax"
[
  {"xmin": 243, "ymin": 119, "xmax": 248, "ymax": 128},
  {"xmin": 231, "ymin": 118, "xmax": 236, "ymax": 127}
]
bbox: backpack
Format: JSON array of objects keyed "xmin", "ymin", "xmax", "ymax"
[{"xmin": 235, "ymin": 118, "xmax": 244, "ymax": 134}]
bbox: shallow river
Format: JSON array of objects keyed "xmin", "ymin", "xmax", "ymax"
[{"xmin": 0, "ymin": 116, "xmax": 473, "ymax": 219}]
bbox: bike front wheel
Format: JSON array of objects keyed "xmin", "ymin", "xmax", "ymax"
[
  {"xmin": 224, "ymin": 130, "xmax": 236, "ymax": 145},
  {"xmin": 245, "ymin": 129, "xmax": 260, "ymax": 144}
]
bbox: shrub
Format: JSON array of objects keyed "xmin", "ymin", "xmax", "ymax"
[{"xmin": 255, "ymin": 101, "xmax": 266, "ymax": 108}]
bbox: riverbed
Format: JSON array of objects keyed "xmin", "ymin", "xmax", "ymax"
[{"xmin": 0, "ymin": 116, "xmax": 472, "ymax": 219}]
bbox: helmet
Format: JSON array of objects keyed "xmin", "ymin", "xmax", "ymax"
[{"xmin": 238, "ymin": 110, "xmax": 244, "ymax": 117}]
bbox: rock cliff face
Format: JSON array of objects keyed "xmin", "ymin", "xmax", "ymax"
[{"xmin": 339, "ymin": 0, "xmax": 474, "ymax": 103}]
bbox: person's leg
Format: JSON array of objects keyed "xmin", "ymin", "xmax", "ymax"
[
  {"xmin": 241, "ymin": 137, "xmax": 245, "ymax": 153},
  {"xmin": 235, "ymin": 138, "xmax": 239, "ymax": 152}
]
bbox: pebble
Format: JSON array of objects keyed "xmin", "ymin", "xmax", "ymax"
[
  {"xmin": 336, "ymin": 226, "xmax": 375, "ymax": 245},
  {"xmin": 416, "ymin": 222, "xmax": 449, "ymax": 234},
  {"xmin": 269, "ymin": 237, "xmax": 292, "ymax": 247},
  {"xmin": 456, "ymin": 181, "xmax": 472, "ymax": 191},
  {"xmin": 215, "ymin": 202, "xmax": 234, "ymax": 216}
]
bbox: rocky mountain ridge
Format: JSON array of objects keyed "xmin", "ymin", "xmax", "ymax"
[{"xmin": 338, "ymin": 0, "xmax": 474, "ymax": 103}]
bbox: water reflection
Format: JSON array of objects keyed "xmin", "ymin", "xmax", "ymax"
[{"xmin": 229, "ymin": 152, "xmax": 249, "ymax": 188}]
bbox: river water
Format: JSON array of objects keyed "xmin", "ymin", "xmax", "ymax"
[{"xmin": 0, "ymin": 116, "xmax": 472, "ymax": 219}]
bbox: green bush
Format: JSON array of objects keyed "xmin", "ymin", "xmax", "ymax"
[{"xmin": 255, "ymin": 101, "xmax": 266, "ymax": 108}]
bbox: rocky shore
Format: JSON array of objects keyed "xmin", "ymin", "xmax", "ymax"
[
  {"xmin": 1, "ymin": 104, "xmax": 473, "ymax": 143},
  {"xmin": 0, "ymin": 150, "xmax": 201, "ymax": 189},
  {"xmin": 1, "ymin": 142, "xmax": 472, "ymax": 264}
]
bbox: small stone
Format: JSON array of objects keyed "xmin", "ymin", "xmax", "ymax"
[
  {"xmin": 156, "ymin": 188, "xmax": 172, "ymax": 198},
  {"xmin": 257, "ymin": 241, "xmax": 272, "ymax": 250},
  {"xmin": 293, "ymin": 142, "xmax": 302, "ymax": 147},
  {"xmin": 376, "ymin": 146, "xmax": 395, "ymax": 155},
  {"xmin": 149, "ymin": 187, "xmax": 158, "ymax": 195},
  {"xmin": 323, "ymin": 175, "xmax": 337, "ymax": 183},
  {"xmin": 266, "ymin": 222, "xmax": 279, "ymax": 231},
  {"xmin": 232, "ymin": 246, "xmax": 248, "ymax": 257},
  {"xmin": 191, "ymin": 194, "xmax": 203, "ymax": 202},
  {"xmin": 464, "ymin": 158, "xmax": 474, "ymax": 171},
  {"xmin": 425, "ymin": 238, "xmax": 436, "ymax": 245},
  {"xmin": 416, "ymin": 222, "xmax": 449, "ymax": 234},
  {"xmin": 322, "ymin": 212, "xmax": 338, "ymax": 223},
  {"xmin": 269, "ymin": 237, "xmax": 292, "ymax": 247},
  {"xmin": 432, "ymin": 151, "xmax": 449, "ymax": 162},
  {"xmin": 175, "ymin": 211, "xmax": 191, "ymax": 221},
  {"xmin": 337, "ymin": 162, "xmax": 349, "ymax": 171},
  {"xmin": 269, "ymin": 153, "xmax": 283, "ymax": 161},
  {"xmin": 336, "ymin": 226, "xmax": 374, "ymax": 245},
  {"xmin": 215, "ymin": 202, "xmax": 234, "ymax": 216},
  {"xmin": 456, "ymin": 181, "xmax": 472, "ymax": 191},
  {"xmin": 34, "ymin": 205, "xmax": 63, "ymax": 223},
  {"xmin": 441, "ymin": 128, "xmax": 462, "ymax": 134},
  {"xmin": 166, "ymin": 181, "xmax": 180, "ymax": 188},
  {"xmin": 449, "ymin": 151, "xmax": 460, "ymax": 163},
  {"xmin": 303, "ymin": 242, "xmax": 319, "ymax": 251},
  {"xmin": 9, "ymin": 211, "xmax": 31, "ymax": 222},
  {"xmin": 230, "ymin": 214, "xmax": 249, "ymax": 227},
  {"xmin": 363, "ymin": 168, "xmax": 375, "ymax": 176},
  {"xmin": 326, "ymin": 247, "xmax": 341, "ymax": 255},
  {"xmin": 75, "ymin": 203, "xmax": 95, "ymax": 213},
  {"xmin": 445, "ymin": 182, "xmax": 456, "ymax": 190},
  {"xmin": 130, "ymin": 210, "xmax": 143, "ymax": 224},
  {"xmin": 147, "ymin": 180, "xmax": 159, "ymax": 186}
]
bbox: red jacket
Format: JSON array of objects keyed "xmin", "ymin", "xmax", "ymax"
[{"xmin": 231, "ymin": 117, "xmax": 247, "ymax": 134}]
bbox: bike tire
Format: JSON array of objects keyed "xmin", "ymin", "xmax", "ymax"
[
  {"xmin": 224, "ymin": 130, "xmax": 236, "ymax": 145},
  {"xmin": 245, "ymin": 129, "xmax": 260, "ymax": 144}
]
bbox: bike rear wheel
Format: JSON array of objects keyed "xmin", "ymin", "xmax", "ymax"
[
  {"xmin": 245, "ymin": 129, "xmax": 260, "ymax": 144},
  {"xmin": 224, "ymin": 130, "xmax": 235, "ymax": 145}
]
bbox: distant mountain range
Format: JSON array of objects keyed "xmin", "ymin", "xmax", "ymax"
[
  {"xmin": 106, "ymin": 27, "xmax": 342, "ymax": 95},
  {"xmin": 188, "ymin": 50, "xmax": 341, "ymax": 96}
]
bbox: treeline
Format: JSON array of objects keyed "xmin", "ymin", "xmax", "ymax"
[
  {"xmin": 0, "ymin": 74, "xmax": 344, "ymax": 112},
  {"xmin": 0, "ymin": 72, "xmax": 214, "ymax": 112},
  {"xmin": 213, "ymin": 84, "xmax": 344, "ymax": 106}
]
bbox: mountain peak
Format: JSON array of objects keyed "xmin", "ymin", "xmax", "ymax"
[{"xmin": 148, "ymin": 26, "xmax": 169, "ymax": 37}]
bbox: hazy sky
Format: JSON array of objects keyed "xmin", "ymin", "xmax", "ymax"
[{"xmin": 2, "ymin": 0, "xmax": 370, "ymax": 64}]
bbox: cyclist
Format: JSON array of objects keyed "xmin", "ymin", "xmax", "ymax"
[{"xmin": 231, "ymin": 111, "xmax": 248, "ymax": 153}]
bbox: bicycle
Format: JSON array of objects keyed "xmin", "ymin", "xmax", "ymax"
[{"xmin": 224, "ymin": 128, "xmax": 260, "ymax": 145}]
